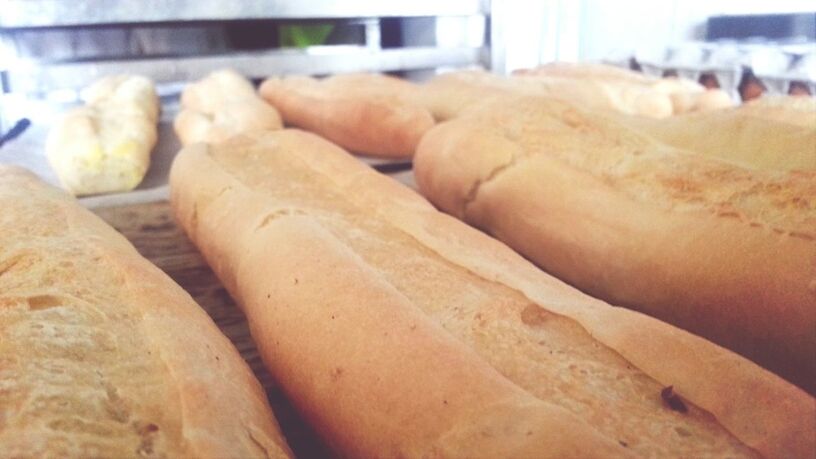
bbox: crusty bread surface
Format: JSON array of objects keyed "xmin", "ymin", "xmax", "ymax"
[
  {"xmin": 0, "ymin": 166, "xmax": 292, "ymax": 458},
  {"xmin": 170, "ymin": 129, "xmax": 814, "ymax": 459},
  {"xmin": 612, "ymin": 107, "xmax": 816, "ymax": 171},
  {"xmin": 740, "ymin": 95, "xmax": 816, "ymax": 127},
  {"xmin": 413, "ymin": 96, "xmax": 816, "ymax": 395}
]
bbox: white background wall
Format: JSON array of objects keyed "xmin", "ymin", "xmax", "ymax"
[{"xmin": 500, "ymin": 0, "xmax": 816, "ymax": 73}]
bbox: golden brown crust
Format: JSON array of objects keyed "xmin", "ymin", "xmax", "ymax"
[
  {"xmin": 171, "ymin": 129, "xmax": 814, "ymax": 458},
  {"xmin": 174, "ymin": 69, "xmax": 282, "ymax": 145},
  {"xmin": 413, "ymin": 96, "xmax": 816, "ymax": 397},
  {"xmin": 258, "ymin": 74, "xmax": 434, "ymax": 158},
  {"xmin": 0, "ymin": 166, "xmax": 292, "ymax": 458}
]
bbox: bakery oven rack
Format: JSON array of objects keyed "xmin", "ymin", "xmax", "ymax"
[{"xmin": 0, "ymin": 0, "xmax": 501, "ymax": 97}]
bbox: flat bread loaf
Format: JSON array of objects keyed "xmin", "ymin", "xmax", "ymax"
[
  {"xmin": 0, "ymin": 166, "xmax": 292, "ymax": 458},
  {"xmin": 170, "ymin": 129, "xmax": 814, "ymax": 458},
  {"xmin": 414, "ymin": 95, "xmax": 816, "ymax": 394}
]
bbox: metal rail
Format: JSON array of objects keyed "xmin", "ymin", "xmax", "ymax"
[
  {"xmin": 6, "ymin": 46, "xmax": 485, "ymax": 93},
  {"xmin": 0, "ymin": 0, "xmax": 487, "ymax": 28}
]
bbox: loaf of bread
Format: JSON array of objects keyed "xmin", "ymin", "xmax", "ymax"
[
  {"xmin": 170, "ymin": 129, "xmax": 814, "ymax": 458},
  {"xmin": 513, "ymin": 61, "xmax": 653, "ymax": 83},
  {"xmin": 418, "ymin": 70, "xmax": 677, "ymax": 120},
  {"xmin": 174, "ymin": 69, "xmax": 282, "ymax": 146},
  {"xmin": 414, "ymin": 95, "xmax": 816, "ymax": 395},
  {"xmin": 46, "ymin": 75, "xmax": 159, "ymax": 196},
  {"xmin": 514, "ymin": 62, "xmax": 734, "ymax": 114},
  {"xmin": 259, "ymin": 73, "xmax": 433, "ymax": 158},
  {"xmin": 0, "ymin": 166, "xmax": 292, "ymax": 458},
  {"xmin": 612, "ymin": 106, "xmax": 816, "ymax": 171}
]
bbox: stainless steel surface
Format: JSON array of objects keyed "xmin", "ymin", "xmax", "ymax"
[
  {"xmin": 0, "ymin": 0, "xmax": 487, "ymax": 28},
  {"xmin": 6, "ymin": 46, "xmax": 484, "ymax": 93}
]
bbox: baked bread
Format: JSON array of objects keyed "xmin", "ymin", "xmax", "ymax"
[
  {"xmin": 513, "ymin": 62, "xmax": 655, "ymax": 83},
  {"xmin": 0, "ymin": 166, "xmax": 292, "ymax": 458},
  {"xmin": 514, "ymin": 62, "xmax": 734, "ymax": 114},
  {"xmin": 414, "ymin": 95, "xmax": 816, "ymax": 394},
  {"xmin": 418, "ymin": 69, "xmax": 676, "ymax": 120},
  {"xmin": 46, "ymin": 75, "xmax": 159, "ymax": 196},
  {"xmin": 259, "ymin": 73, "xmax": 434, "ymax": 158},
  {"xmin": 174, "ymin": 69, "xmax": 282, "ymax": 146},
  {"xmin": 612, "ymin": 107, "xmax": 816, "ymax": 171},
  {"xmin": 170, "ymin": 129, "xmax": 814, "ymax": 458}
]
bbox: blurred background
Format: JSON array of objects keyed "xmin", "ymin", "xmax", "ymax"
[{"xmin": 0, "ymin": 0, "xmax": 813, "ymax": 130}]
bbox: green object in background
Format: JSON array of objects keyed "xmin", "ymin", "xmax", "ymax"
[{"xmin": 279, "ymin": 24, "xmax": 335, "ymax": 48}]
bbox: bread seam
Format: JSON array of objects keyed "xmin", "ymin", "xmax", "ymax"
[
  {"xmin": 117, "ymin": 260, "xmax": 193, "ymax": 455},
  {"xmin": 461, "ymin": 154, "xmax": 519, "ymax": 218}
]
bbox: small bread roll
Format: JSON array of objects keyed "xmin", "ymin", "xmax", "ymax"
[
  {"xmin": 174, "ymin": 69, "xmax": 282, "ymax": 146},
  {"xmin": 46, "ymin": 75, "xmax": 159, "ymax": 196}
]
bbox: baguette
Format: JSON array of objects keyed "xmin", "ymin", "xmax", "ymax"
[
  {"xmin": 515, "ymin": 62, "xmax": 733, "ymax": 114},
  {"xmin": 0, "ymin": 166, "xmax": 292, "ymax": 458},
  {"xmin": 418, "ymin": 70, "xmax": 676, "ymax": 120},
  {"xmin": 414, "ymin": 95, "xmax": 816, "ymax": 395},
  {"xmin": 170, "ymin": 129, "xmax": 814, "ymax": 458},
  {"xmin": 174, "ymin": 69, "xmax": 282, "ymax": 146},
  {"xmin": 46, "ymin": 75, "xmax": 158, "ymax": 196},
  {"xmin": 259, "ymin": 73, "xmax": 434, "ymax": 158}
]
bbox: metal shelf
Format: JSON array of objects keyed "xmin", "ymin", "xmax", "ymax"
[
  {"xmin": 0, "ymin": 0, "xmax": 487, "ymax": 28},
  {"xmin": 5, "ymin": 46, "xmax": 485, "ymax": 93}
]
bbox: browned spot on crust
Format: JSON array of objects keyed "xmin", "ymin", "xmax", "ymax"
[
  {"xmin": 520, "ymin": 303, "xmax": 554, "ymax": 327},
  {"xmin": 0, "ymin": 253, "xmax": 31, "ymax": 278},
  {"xmin": 716, "ymin": 211, "xmax": 741, "ymax": 219},
  {"xmin": 788, "ymin": 231, "xmax": 815, "ymax": 241},
  {"xmin": 661, "ymin": 177, "xmax": 700, "ymax": 194},
  {"xmin": 136, "ymin": 422, "xmax": 160, "ymax": 456},
  {"xmin": 661, "ymin": 386, "xmax": 688, "ymax": 413},
  {"xmin": 27, "ymin": 295, "xmax": 62, "ymax": 311}
]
